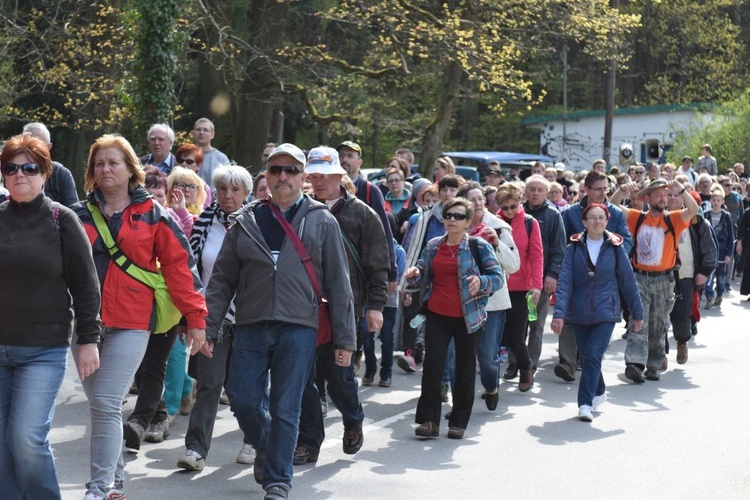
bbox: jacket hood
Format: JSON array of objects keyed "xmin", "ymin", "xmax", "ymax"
[{"xmin": 570, "ymin": 229, "xmax": 623, "ymax": 246}]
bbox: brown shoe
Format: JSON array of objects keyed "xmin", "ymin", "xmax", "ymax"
[
  {"xmin": 415, "ymin": 421, "xmax": 439, "ymax": 438},
  {"xmin": 518, "ymin": 366, "xmax": 534, "ymax": 392},
  {"xmin": 676, "ymin": 343, "xmax": 688, "ymax": 365}
]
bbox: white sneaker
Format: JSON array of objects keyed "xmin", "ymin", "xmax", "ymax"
[
  {"xmin": 84, "ymin": 493, "xmax": 105, "ymax": 500},
  {"xmin": 236, "ymin": 443, "xmax": 256, "ymax": 464},
  {"xmin": 176, "ymin": 449, "xmax": 205, "ymax": 471},
  {"xmin": 592, "ymin": 394, "xmax": 607, "ymax": 412},
  {"xmin": 578, "ymin": 405, "xmax": 593, "ymax": 422}
]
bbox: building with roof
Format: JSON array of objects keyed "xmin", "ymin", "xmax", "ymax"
[{"xmin": 521, "ymin": 103, "xmax": 714, "ymax": 171}]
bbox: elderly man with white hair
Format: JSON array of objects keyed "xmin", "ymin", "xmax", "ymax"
[
  {"xmin": 295, "ymin": 146, "xmax": 389, "ymax": 466},
  {"xmin": 23, "ymin": 122, "xmax": 79, "ymax": 207},
  {"xmin": 140, "ymin": 123, "xmax": 177, "ymax": 174}
]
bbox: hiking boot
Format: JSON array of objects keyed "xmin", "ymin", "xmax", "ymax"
[
  {"xmin": 293, "ymin": 445, "xmax": 319, "ymax": 465},
  {"xmin": 378, "ymin": 376, "xmax": 392, "ymax": 388},
  {"xmin": 677, "ymin": 343, "xmax": 688, "ymax": 365},
  {"xmin": 264, "ymin": 485, "xmax": 289, "ymax": 500},
  {"xmin": 554, "ymin": 363, "xmax": 575, "ymax": 382},
  {"xmin": 518, "ymin": 366, "xmax": 534, "ymax": 392},
  {"xmin": 625, "ymin": 363, "xmax": 645, "ymax": 384},
  {"xmin": 415, "ymin": 421, "xmax": 439, "ymax": 438},
  {"xmin": 123, "ymin": 420, "xmax": 145, "ymax": 451},
  {"xmin": 362, "ymin": 372, "xmax": 375, "ymax": 386},
  {"xmin": 343, "ymin": 426, "xmax": 363, "ymax": 454},
  {"xmin": 144, "ymin": 419, "xmax": 170, "ymax": 443},
  {"xmin": 645, "ymin": 369, "xmax": 660, "ymax": 381}
]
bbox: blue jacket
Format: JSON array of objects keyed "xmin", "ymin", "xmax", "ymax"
[
  {"xmin": 553, "ymin": 230, "xmax": 643, "ymax": 325},
  {"xmin": 414, "ymin": 234, "xmax": 504, "ymax": 333},
  {"xmin": 563, "ymin": 195, "xmax": 633, "ymax": 255}
]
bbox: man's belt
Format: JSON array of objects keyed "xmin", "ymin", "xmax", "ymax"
[{"xmin": 633, "ymin": 268, "xmax": 673, "ymax": 277}]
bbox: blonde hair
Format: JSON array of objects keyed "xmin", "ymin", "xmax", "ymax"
[
  {"xmin": 167, "ymin": 166, "xmax": 207, "ymax": 215},
  {"xmin": 84, "ymin": 134, "xmax": 144, "ymax": 193},
  {"xmin": 495, "ymin": 182, "xmax": 524, "ymax": 205}
]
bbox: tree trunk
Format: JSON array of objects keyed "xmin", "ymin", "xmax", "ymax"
[
  {"xmin": 419, "ymin": 61, "xmax": 463, "ymax": 178},
  {"xmin": 229, "ymin": 0, "xmax": 288, "ymax": 172}
]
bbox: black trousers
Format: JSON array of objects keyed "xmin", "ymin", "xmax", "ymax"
[
  {"xmin": 415, "ymin": 312, "xmax": 480, "ymax": 430},
  {"xmin": 129, "ymin": 326, "xmax": 178, "ymax": 428},
  {"xmin": 501, "ymin": 291, "xmax": 532, "ymax": 370},
  {"xmin": 669, "ymin": 278, "xmax": 695, "ymax": 345}
]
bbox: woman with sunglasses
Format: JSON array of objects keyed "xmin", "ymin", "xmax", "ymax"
[
  {"xmin": 405, "ymin": 198, "xmax": 503, "ymax": 439},
  {"xmin": 495, "ymin": 182, "xmax": 543, "ymax": 392},
  {"xmin": 71, "ymin": 134, "xmax": 207, "ymax": 500},
  {"xmin": 551, "ymin": 203, "xmax": 643, "ymax": 421},
  {"xmin": 0, "ymin": 134, "xmax": 101, "ymax": 499},
  {"xmin": 175, "ymin": 144, "xmax": 212, "ymax": 208}
]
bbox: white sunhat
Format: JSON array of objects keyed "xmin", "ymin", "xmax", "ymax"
[{"xmin": 306, "ymin": 146, "xmax": 347, "ymax": 175}]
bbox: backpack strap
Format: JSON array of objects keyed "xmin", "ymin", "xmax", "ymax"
[
  {"xmin": 51, "ymin": 202, "xmax": 61, "ymax": 232},
  {"xmin": 469, "ymin": 236, "xmax": 481, "ymax": 269},
  {"xmin": 525, "ymin": 214, "xmax": 533, "ymax": 237},
  {"xmin": 629, "ymin": 211, "xmax": 648, "ymax": 261}
]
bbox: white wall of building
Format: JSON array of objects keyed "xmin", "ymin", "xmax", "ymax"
[{"xmin": 525, "ymin": 106, "xmax": 713, "ymax": 171}]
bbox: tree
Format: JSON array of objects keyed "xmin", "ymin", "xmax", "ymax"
[{"xmin": 277, "ymin": 0, "xmax": 640, "ymax": 174}]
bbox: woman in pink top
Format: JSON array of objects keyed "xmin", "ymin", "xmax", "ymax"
[{"xmin": 495, "ymin": 183, "xmax": 543, "ymax": 392}]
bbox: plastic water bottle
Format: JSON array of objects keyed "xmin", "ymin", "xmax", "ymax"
[
  {"xmin": 527, "ymin": 291, "xmax": 537, "ymax": 322},
  {"xmin": 410, "ymin": 314, "xmax": 426, "ymax": 329},
  {"xmin": 499, "ymin": 346, "xmax": 508, "ymax": 363}
]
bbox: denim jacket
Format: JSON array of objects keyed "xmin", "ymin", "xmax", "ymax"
[{"xmin": 413, "ymin": 234, "xmax": 504, "ymax": 333}]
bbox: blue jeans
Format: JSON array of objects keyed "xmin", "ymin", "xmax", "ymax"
[
  {"xmin": 0, "ymin": 344, "xmax": 68, "ymax": 500},
  {"xmin": 164, "ymin": 336, "xmax": 193, "ymax": 415},
  {"xmin": 227, "ymin": 322, "xmax": 316, "ymax": 492},
  {"xmin": 363, "ymin": 306, "xmax": 396, "ymax": 378},
  {"xmin": 478, "ymin": 310, "xmax": 507, "ymax": 392},
  {"xmin": 74, "ymin": 329, "xmax": 150, "ymax": 496},
  {"xmin": 572, "ymin": 323, "xmax": 615, "ymax": 407},
  {"xmin": 706, "ymin": 264, "xmax": 727, "ymax": 299}
]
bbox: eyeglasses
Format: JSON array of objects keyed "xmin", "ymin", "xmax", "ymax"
[
  {"xmin": 177, "ymin": 158, "xmax": 196, "ymax": 166},
  {"xmin": 268, "ymin": 165, "xmax": 302, "ymax": 176},
  {"xmin": 499, "ymin": 204, "xmax": 519, "ymax": 211},
  {"xmin": 588, "ymin": 186, "xmax": 609, "ymax": 193},
  {"xmin": 2, "ymin": 163, "xmax": 41, "ymax": 176},
  {"xmin": 174, "ymin": 182, "xmax": 199, "ymax": 191},
  {"xmin": 443, "ymin": 212, "xmax": 469, "ymax": 221},
  {"xmin": 586, "ymin": 216, "xmax": 607, "ymax": 222},
  {"xmin": 387, "ymin": 178, "xmax": 403, "ymax": 184}
]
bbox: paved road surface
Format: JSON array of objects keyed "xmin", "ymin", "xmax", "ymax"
[{"xmin": 52, "ymin": 285, "xmax": 750, "ymax": 499}]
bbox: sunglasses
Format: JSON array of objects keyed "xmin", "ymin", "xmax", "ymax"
[
  {"xmin": 268, "ymin": 165, "xmax": 302, "ymax": 176},
  {"xmin": 2, "ymin": 162, "xmax": 41, "ymax": 176},
  {"xmin": 177, "ymin": 158, "xmax": 196, "ymax": 165},
  {"xmin": 443, "ymin": 212, "xmax": 469, "ymax": 221},
  {"xmin": 499, "ymin": 204, "xmax": 519, "ymax": 211},
  {"xmin": 569, "ymin": 191, "xmax": 578, "ymax": 196},
  {"xmin": 174, "ymin": 182, "xmax": 199, "ymax": 191}
]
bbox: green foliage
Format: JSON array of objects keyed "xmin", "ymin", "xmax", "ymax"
[
  {"xmin": 132, "ymin": 0, "xmax": 191, "ymax": 132},
  {"xmin": 667, "ymin": 95, "xmax": 750, "ymax": 172}
]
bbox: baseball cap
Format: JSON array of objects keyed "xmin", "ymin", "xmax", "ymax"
[
  {"xmin": 682, "ymin": 155, "xmax": 693, "ymax": 162},
  {"xmin": 487, "ymin": 164, "xmax": 502, "ymax": 176},
  {"xmin": 336, "ymin": 141, "xmax": 363, "ymax": 158},
  {"xmin": 306, "ymin": 146, "xmax": 346, "ymax": 175},
  {"xmin": 266, "ymin": 143, "xmax": 307, "ymax": 167},
  {"xmin": 554, "ymin": 162, "xmax": 566, "ymax": 171}
]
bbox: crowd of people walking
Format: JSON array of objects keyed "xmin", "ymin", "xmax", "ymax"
[{"xmin": 1, "ymin": 121, "xmax": 746, "ymax": 499}]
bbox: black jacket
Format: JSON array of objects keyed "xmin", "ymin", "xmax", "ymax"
[{"xmin": 523, "ymin": 200, "xmax": 566, "ymax": 280}]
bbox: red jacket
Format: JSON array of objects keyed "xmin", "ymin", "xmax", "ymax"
[
  {"xmin": 499, "ymin": 206, "xmax": 544, "ymax": 292},
  {"xmin": 73, "ymin": 187, "xmax": 207, "ymax": 331}
]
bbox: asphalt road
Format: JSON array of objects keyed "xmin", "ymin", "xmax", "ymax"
[{"xmin": 52, "ymin": 282, "xmax": 750, "ymax": 499}]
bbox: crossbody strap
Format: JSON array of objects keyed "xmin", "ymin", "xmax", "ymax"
[
  {"xmin": 264, "ymin": 200, "xmax": 324, "ymax": 302},
  {"xmin": 86, "ymin": 201, "xmax": 161, "ymax": 290}
]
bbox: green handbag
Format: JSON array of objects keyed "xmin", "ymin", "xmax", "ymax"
[{"xmin": 86, "ymin": 202, "xmax": 182, "ymax": 334}]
